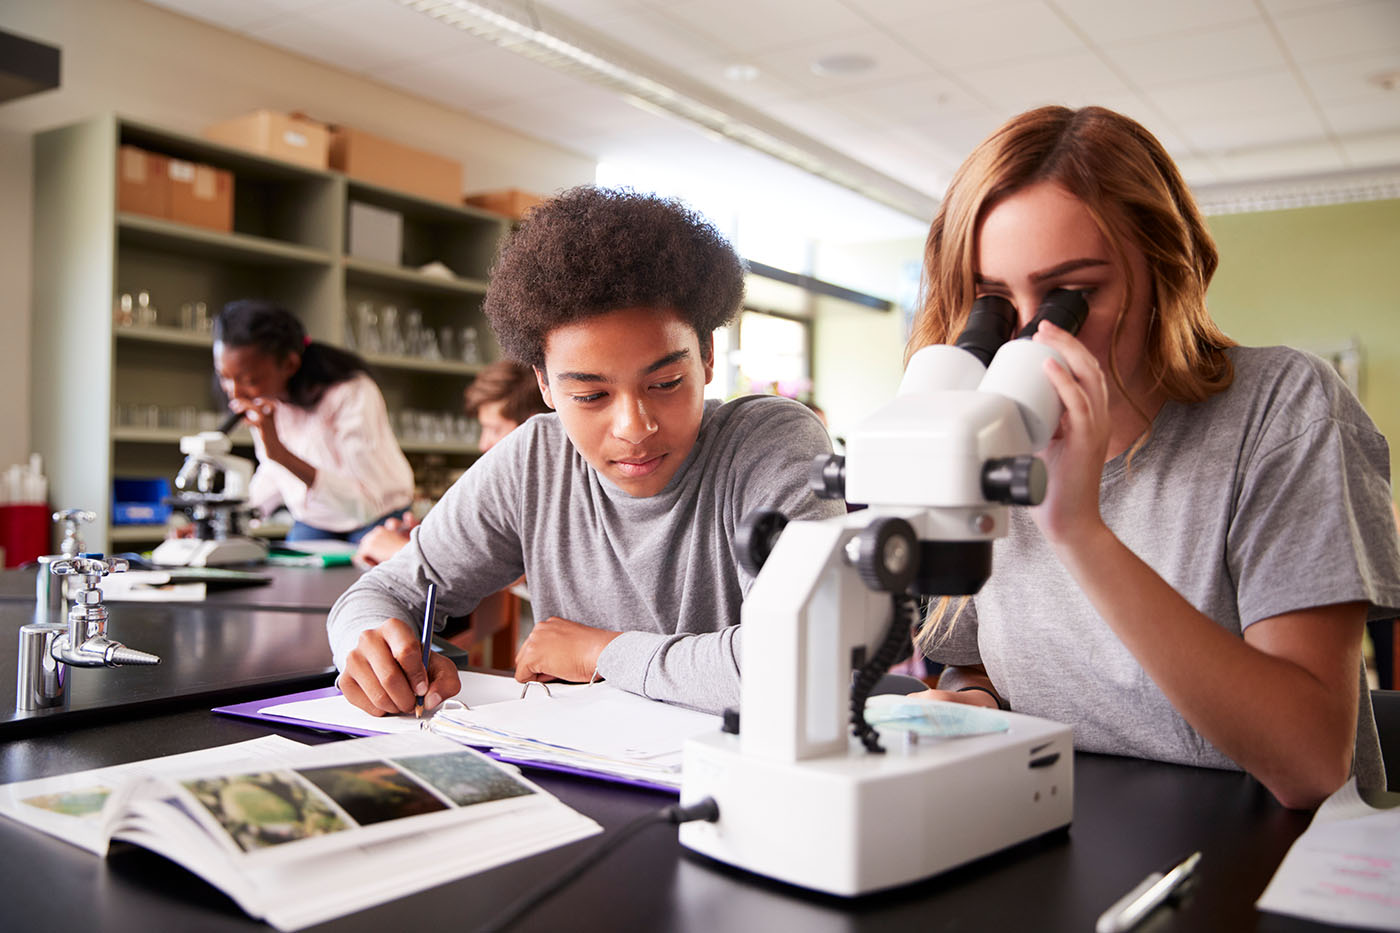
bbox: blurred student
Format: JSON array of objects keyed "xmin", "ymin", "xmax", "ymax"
[
  {"xmin": 353, "ymin": 360, "xmax": 550, "ymax": 567},
  {"xmin": 213, "ymin": 300, "xmax": 412, "ymax": 543}
]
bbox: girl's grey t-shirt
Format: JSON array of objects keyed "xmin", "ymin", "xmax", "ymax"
[
  {"xmin": 928, "ymin": 346, "xmax": 1400, "ymax": 787},
  {"xmin": 327, "ymin": 395, "xmax": 844, "ymax": 713}
]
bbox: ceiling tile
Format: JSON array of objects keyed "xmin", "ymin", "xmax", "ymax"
[
  {"xmin": 734, "ymin": 29, "xmax": 938, "ymax": 98},
  {"xmin": 680, "ymin": 58, "xmax": 810, "ymax": 107},
  {"xmin": 1052, "ymin": 0, "xmax": 1259, "ymax": 45},
  {"xmin": 1321, "ymin": 97, "xmax": 1400, "ymax": 136},
  {"xmin": 540, "ymin": 1, "xmax": 729, "ymax": 68},
  {"xmin": 879, "ymin": 1, "xmax": 1087, "ymax": 70},
  {"xmin": 247, "ymin": 0, "xmax": 469, "ymax": 73},
  {"xmin": 1270, "ymin": 0, "xmax": 1400, "ymax": 63},
  {"xmin": 472, "ymin": 82, "xmax": 669, "ymax": 143},
  {"xmin": 1179, "ymin": 107, "xmax": 1329, "ymax": 154},
  {"xmin": 841, "ymin": 0, "xmax": 1016, "ymax": 29},
  {"xmin": 1208, "ymin": 138, "xmax": 1346, "ymax": 180},
  {"xmin": 657, "ymin": 0, "xmax": 870, "ymax": 57},
  {"xmin": 142, "ymin": 0, "xmax": 335, "ymax": 32},
  {"xmin": 376, "ymin": 40, "xmax": 585, "ymax": 112},
  {"xmin": 1101, "ymin": 22, "xmax": 1289, "ymax": 89},
  {"xmin": 1148, "ymin": 68, "xmax": 1314, "ymax": 124},
  {"xmin": 811, "ymin": 75, "xmax": 989, "ymax": 128},
  {"xmin": 953, "ymin": 51, "xmax": 1135, "ymax": 114},
  {"xmin": 1258, "ymin": 0, "xmax": 1366, "ymax": 14},
  {"xmin": 1297, "ymin": 52, "xmax": 1400, "ymax": 101}
]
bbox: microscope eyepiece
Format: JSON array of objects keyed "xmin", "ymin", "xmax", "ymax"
[
  {"xmin": 954, "ymin": 295, "xmax": 1017, "ymax": 368},
  {"xmin": 1016, "ymin": 288, "xmax": 1089, "ymax": 339},
  {"xmin": 216, "ymin": 410, "xmax": 245, "ymax": 435}
]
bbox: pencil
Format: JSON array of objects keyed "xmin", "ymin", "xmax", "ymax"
[{"xmin": 416, "ymin": 582, "xmax": 437, "ymax": 720}]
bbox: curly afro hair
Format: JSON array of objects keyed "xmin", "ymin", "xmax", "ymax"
[{"xmin": 483, "ymin": 186, "xmax": 744, "ymax": 368}]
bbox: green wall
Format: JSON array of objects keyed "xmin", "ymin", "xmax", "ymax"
[{"xmin": 1206, "ymin": 198, "xmax": 1400, "ymax": 497}]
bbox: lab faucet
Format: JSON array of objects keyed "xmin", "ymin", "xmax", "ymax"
[{"xmin": 16, "ymin": 555, "xmax": 161, "ymax": 710}]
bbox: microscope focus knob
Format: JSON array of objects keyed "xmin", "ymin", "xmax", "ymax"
[
  {"xmin": 981, "ymin": 456, "xmax": 1047, "ymax": 506},
  {"xmin": 808, "ymin": 454, "xmax": 846, "ymax": 500},
  {"xmin": 855, "ymin": 516, "xmax": 919, "ymax": 593},
  {"xmin": 736, "ymin": 509, "xmax": 789, "ymax": 576}
]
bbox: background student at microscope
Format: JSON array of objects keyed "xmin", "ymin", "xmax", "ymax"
[{"xmin": 211, "ymin": 299, "xmax": 414, "ymax": 544}]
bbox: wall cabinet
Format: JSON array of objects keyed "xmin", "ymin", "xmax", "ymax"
[{"xmin": 32, "ymin": 115, "xmax": 510, "ymax": 552}]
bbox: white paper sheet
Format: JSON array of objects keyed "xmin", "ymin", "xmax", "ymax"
[
  {"xmin": 1256, "ymin": 777, "xmax": 1400, "ymax": 930},
  {"xmin": 261, "ymin": 671, "xmax": 589, "ymax": 735}
]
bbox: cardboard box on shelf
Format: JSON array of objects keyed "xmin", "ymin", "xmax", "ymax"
[
  {"xmin": 116, "ymin": 145, "xmax": 170, "ymax": 219},
  {"xmin": 327, "ymin": 124, "xmax": 461, "ymax": 204},
  {"xmin": 465, "ymin": 188, "xmax": 546, "ymax": 220},
  {"xmin": 347, "ymin": 201, "xmax": 404, "ymax": 266},
  {"xmin": 202, "ymin": 110, "xmax": 330, "ymax": 170},
  {"xmin": 168, "ymin": 159, "xmax": 233, "ymax": 232}
]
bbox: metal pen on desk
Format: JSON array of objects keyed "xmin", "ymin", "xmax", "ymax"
[
  {"xmin": 1095, "ymin": 851, "xmax": 1201, "ymax": 933},
  {"xmin": 416, "ymin": 582, "xmax": 437, "ymax": 724}
]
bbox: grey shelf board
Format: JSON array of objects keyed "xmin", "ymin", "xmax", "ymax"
[
  {"xmin": 113, "ymin": 427, "xmax": 255, "ymax": 445},
  {"xmin": 118, "ymin": 117, "xmax": 337, "ymax": 183},
  {"xmin": 346, "ymin": 177, "xmax": 510, "ymax": 227},
  {"xmin": 109, "ymin": 525, "xmax": 167, "ymax": 542},
  {"xmin": 343, "ymin": 256, "xmax": 489, "ymax": 297},
  {"xmin": 118, "ymin": 213, "xmax": 336, "ymax": 267},
  {"xmin": 115, "ymin": 327, "xmax": 213, "ymax": 348},
  {"xmin": 363, "ymin": 353, "xmax": 486, "ymax": 376},
  {"xmin": 109, "ymin": 521, "xmax": 290, "ymax": 543},
  {"xmin": 396, "ymin": 439, "xmax": 482, "ymax": 455},
  {"xmin": 112, "ymin": 427, "xmax": 188, "ymax": 444}
]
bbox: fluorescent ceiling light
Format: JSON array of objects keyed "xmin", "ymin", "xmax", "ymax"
[{"xmin": 399, "ymin": 0, "xmax": 936, "ymax": 220}]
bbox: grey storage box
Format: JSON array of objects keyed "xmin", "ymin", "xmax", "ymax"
[{"xmin": 347, "ymin": 201, "xmax": 403, "ymax": 266}]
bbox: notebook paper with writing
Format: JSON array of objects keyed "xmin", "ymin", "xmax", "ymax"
[
  {"xmin": 1255, "ymin": 777, "xmax": 1400, "ymax": 930},
  {"xmin": 0, "ymin": 732, "xmax": 600, "ymax": 931},
  {"xmin": 215, "ymin": 671, "xmax": 723, "ymax": 791}
]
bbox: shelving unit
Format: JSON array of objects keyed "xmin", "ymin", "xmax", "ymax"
[{"xmin": 31, "ymin": 114, "xmax": 511, "ymax": 552}]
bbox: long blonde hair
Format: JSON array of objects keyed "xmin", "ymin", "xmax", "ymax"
[{"xmin": 912, "ymin": 105, "xmax": 1237, "ymax": 653}]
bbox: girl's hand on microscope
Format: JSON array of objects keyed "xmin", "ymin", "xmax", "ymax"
[{"xmin": 233, "ymin": 397, "xmax": 286, "ymax": 456}]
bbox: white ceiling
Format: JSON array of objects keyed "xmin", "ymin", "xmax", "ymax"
[{"xmin": 144, "ymin": 0, "xmax": 1400, "ymax": 242}]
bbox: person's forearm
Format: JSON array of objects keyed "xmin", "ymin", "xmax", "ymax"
[
  {"xmin": 267, "ymin": 445, "xmax": 316, "ymax": 488},
  {"xmin": 1053, "ymin": 522, "xmax": 1357, "ymax": 808},
  {"xmin": 598, "ymin": 628, "xmax": 741, "ymax": 714}
]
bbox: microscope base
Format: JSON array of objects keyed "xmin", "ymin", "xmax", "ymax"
[
  {"xmin": 151, "ymin": 536, "xmax": 266, "ymax": 567},
  {"xmin": 679, "ymin": 708, "xmax": 1073, "ymax": 896}
]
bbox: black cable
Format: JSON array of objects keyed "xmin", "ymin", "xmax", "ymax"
[
  {"xmin": 849, "ymin": 593, "xmax": 919, "ymax": 753},
  {"xmin": 474, "ymin": 797, "xmax": 719, "ymax": 933}
]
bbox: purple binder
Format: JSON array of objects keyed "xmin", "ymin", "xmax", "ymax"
[{"xmin": 213, "ymin": 689, "xmax": 681, "ymax": 795}]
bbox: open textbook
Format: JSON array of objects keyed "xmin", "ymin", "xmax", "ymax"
[
  {"xmin": 0, "ymin": 732, "xmax": 600, "ymax": 931},
  {"xmin": 223, "ymin": 671, "xmax": 724, "ymax": 791}
]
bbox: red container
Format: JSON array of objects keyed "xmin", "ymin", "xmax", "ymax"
[{"xmin": 0, "ymin": 503, "xmax": 49, "ymax": 567}]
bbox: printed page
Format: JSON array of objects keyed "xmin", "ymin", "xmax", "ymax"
[
  {"xmin": 433, "ymin": 683, "xmax": 721, "ymax": 761},
  {"xmin": 0, "ymin": 735, "xmax": 304, "ymax": 855},
  {"xmin": 1256, "ymin": 778, "xmax": 1400, "ymax": 930},
  {"xmin": 261, "ymin": 670, "xmax": 589, "ymax": 735},
  {"xmin": 108, "ymin": 732, "xmax": 600, "ymax": 931}
]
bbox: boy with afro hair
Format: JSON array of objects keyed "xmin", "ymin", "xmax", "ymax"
[{"xmin": 328, "ymin": 186, "xmax": 843, "ymax": 715}]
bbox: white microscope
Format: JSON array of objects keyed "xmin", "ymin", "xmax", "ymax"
[
  {"xmin": 680, "ymin": 290, "xmax": 1088, "ymax": 896},
  {"xmin": 151, "ymin": 417, "xmax": 267, "ymax": 567}
]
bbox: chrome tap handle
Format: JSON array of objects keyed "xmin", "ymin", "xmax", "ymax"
[
  {"xmin": 51, "ymin": 554, "xmax": 128, "ymax": 582},
  {"xmin": 51, "ymin": 555, "xmax": 127, "ymax": 642},
  {"xmin": 51, "ymin": 509, "xmax": 96, "ymax": 558}
]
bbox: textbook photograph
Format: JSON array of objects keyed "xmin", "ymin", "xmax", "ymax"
[{"xmin": 0, "ymin": 733, "xmax": 600, "ymax": 930}]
